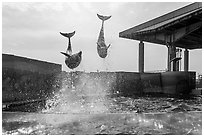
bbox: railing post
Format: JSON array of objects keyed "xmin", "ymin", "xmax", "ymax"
[{"xmin": 184, "ymin": 48, "xmax": 189, "ymax": 71}]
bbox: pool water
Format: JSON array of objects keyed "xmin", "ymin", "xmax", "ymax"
[
  {"xmin": 2, "ymin": 73, "xmax": 202, "ymax": 135},
  {"xmin": 2, "ymin": 94, "xmax": 202, "ymax": 135}
]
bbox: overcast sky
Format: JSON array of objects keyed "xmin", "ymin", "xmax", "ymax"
[{"xmin": 2, "ymin": 2, "xmax": 202, "ymax": 74}]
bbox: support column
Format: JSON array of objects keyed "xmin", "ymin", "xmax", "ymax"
[
  {"xmin": 139, "ymin": 41, "xmax": 144, "ymax": 73},
  {"xmin": 166, "ymin": 44, "xmax": 170, "ymax": 71},
  {"xmin": 169, "ymin": 44, "xmax": 176, "ymax": 71},
  {"xmin": 172, "ymin": 46, "xmax": 177, "ymax": 71},
  {"xmin": 176, "ymin": 60, "xmax": 180, "ymax": 71},
  {"xmin": 184, "ymin": 48, "xmax": 189, "ymax": 71}
]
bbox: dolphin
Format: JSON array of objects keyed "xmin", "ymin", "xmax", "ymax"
[
  {"xmin": 60, "ymin": 31, "xmax": 82, "ymax": 69},
  {"xmin": 97, "ymin": 14, "xmax": 111, "ymax": 58}
]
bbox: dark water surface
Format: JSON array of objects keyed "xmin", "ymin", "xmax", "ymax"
[{"xmin": 2, "ymin": 94, "xmax": 202, "ymax": 135}]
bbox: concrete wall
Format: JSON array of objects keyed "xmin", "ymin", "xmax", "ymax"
[
  {"xmin": 60, "ymin": 71, "xmax": 162, "ymax": 96},
  {"xmin": 140, "ymin": 73, "xmax": 163, "ymax": 93},
  {"xmin": 116, "ymin": 72, "xmax": 142, "ymax": 96},
  {"xmin": 66, "ymin": 71, "xmax": 195, "ymax": 96},
  {"xmin": 161, "ymin": 71, "xmax": 196, "ymax": 95},
  {"xmin": 2, "ymin": 54, "xmax": 62, "ymax": 103},
  {"xmin": 2, "ymin": 54, "xmax": 61, "ymax": 74}
]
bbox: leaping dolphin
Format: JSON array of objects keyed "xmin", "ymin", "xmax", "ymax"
[
  {"xmin": 97, "ymin": 14, "xmax": 111, "ymax": 58},
  {"xmin": 60, "ymin": 31, "xmax": 82, "ymax": 69}
]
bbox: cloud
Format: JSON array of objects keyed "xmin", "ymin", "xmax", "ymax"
[
  {"xmin": 3, "ymin": 2, "xmax": 31, "ymax": 12},
  {"xmin": 3, "ymin": 2, "xmax": 65, "ymax": 12},
  {"xmin": 2, "ymin": 3, "xmax": 76, "ymax": 51}
]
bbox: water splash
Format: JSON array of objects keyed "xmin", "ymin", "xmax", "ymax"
[
  {"xmin": 102, "ymin": 54, "xmax": 112, "ymax": 71},
  {"xmin": 42, "ymin": 72, "xmax": 116, "ymax": 115}
]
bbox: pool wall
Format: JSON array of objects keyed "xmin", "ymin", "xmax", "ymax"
[{"xmin": 2, "ymin": 54, "xmax": 196, "ymax": 104}]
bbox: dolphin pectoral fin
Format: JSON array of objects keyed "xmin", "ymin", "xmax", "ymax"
[
  {"xmin": 107, "ymin": 44, "xmax": 111, "ymax": 49},
  {"xmin": 60, "ymin": 52, "xmax": 71, "ymax": 58}
]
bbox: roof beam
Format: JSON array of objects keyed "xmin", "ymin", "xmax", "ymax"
[{"xmin": 173, "ymin": 21, "xmax": 201, "ymax": 42}]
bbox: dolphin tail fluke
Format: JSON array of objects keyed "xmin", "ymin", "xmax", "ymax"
[
  {"xmin": 60, "ymin": 31, "xmax": 75, "ymax": 38},
  {"xmin": 97, "ymin": 14, "xmax": 111, "ymax": 21}
]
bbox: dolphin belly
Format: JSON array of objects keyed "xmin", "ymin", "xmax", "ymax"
[
  {"xmin": 64, "ymin": 51, "xmax": 82, "ymax": 69},
  {"xmin": 65, "ymin": 59, "xmax": 81, "ymax": 69},
  {"xmin": 65, "ymin": 56, "xmax": 81, "ymax": 69},
  {"xmin": 97, "ymin": 45, "xmax": 108, "ymax": 58}
]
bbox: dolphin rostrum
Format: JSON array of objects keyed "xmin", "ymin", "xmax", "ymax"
[
  {"xmin": 60, "ymin": 31, "xmax": 82, "ymax": 69},
  {"xmin": 97, "ymin": 14, "xmax": 111, "ymax": 58}
]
